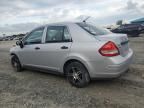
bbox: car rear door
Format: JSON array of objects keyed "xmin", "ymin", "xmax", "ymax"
[{"xmin": 36, "ymin": 25, "xmax": 72, "ymax": 72}]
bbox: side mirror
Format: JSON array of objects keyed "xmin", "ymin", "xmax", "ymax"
[{"xmin": 16, "ymin": 41, "xmax": 24, "ymax": 48}]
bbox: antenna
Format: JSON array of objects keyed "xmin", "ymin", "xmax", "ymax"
[{"xmin": 83, "ymin": 16, "xmax": 90, "ymax": 23}]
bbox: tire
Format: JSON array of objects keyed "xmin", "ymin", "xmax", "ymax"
[
  {"xmin": 11, "ymin": 55, "xmax": 23, "ymax": 72},
  {"xmin": 65, "ymin": 61, "xmax": 90, "ymax": 88}
]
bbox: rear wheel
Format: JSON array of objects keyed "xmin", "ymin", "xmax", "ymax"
[
  {"xmin": 11, "ymin": 55, "xmax": 23, "ymax": 72},
  {"xmin": 65, "ymin": 61, "xmax": 90, "ymax": 88}
]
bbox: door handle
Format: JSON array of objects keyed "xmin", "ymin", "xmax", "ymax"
[
  {"xmin": 35, "ymin": 47, "xmax": 40, "ymax": 50},
  {"xmin": 61, "ymin": 46, "xmax": 68, "ymax": 49}
]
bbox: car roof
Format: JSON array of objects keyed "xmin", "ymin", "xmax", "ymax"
[
  {"xmin": 33, "ymin": 22, "xmax": 77, "ymax": 30},
  {"xmin": 37, "ymin": 22, "xmax": 84, "ymax": 28},
  {"xmin": 27, "ymin": 21, "xmax": 98, "ymax": 42},
  {"xmin": 45, "ymin": 22, "xmax": 78, "ymax": 26}
]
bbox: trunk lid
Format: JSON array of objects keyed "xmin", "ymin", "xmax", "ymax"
[{"xmin": 96, "ymin": 33, "xmax": 129, "ymax": 56}]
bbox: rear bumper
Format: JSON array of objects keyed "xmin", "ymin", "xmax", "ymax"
[{"xmin": 88, "ymin": 49, "xmax": 133, "ymax": 78}]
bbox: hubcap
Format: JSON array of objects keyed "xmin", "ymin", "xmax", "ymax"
[
  {"xmin": 73, "ymin": 72, "xmax": 79, "ymax": 80},
  {"xmin": 13, "ymin": 62, "xmax": 17, "ymax": 67},
  {"xmin": 12, "ymin": 59, "xmax": 18, "ymax": 68},
  {"xmin": 70, "ymin": 67, "xmax": 82, "ymax": 83}
]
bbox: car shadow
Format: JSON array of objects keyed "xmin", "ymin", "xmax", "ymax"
[{"xmin": 19, "ymin": 68, "xmax": 127, "ymax": 89}]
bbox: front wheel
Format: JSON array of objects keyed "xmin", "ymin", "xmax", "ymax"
[
  {"xmin": 11, "ymin": 55, "xmax": 23, "ymax": 72},
  {"xmin": 65, "ymin": 61, "xmax": 90, "ymax": 88}
]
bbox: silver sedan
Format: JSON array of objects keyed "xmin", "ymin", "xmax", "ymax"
[{"xmin": 10, "ymin": 22, "xmax": 133, "ymax": 87}]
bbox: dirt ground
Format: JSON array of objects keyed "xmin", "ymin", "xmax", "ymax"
[{"xmin": 0, "ymin": 35, "xmax": 144, "ymax": 108}]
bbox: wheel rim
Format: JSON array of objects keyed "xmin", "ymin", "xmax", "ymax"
[
  {"xmin": 12, "ymin": 58, "xmax": 18, "ymax": 69},
  {"xmin": 68, "ymin": 67, "xmax": 83, "ymax": 84},
  {"xmin": 13, "ymin": 61, "xmax": 18, "ymax": 68}
]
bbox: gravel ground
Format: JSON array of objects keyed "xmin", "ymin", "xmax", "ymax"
[{"xmin": 0, "ymin": 35, "xmax": 144, "ymax": 108}]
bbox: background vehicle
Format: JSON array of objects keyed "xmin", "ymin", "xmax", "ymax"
[
  {"xmin": 10, "ymin": 22, "xmax": 133, "ymax": 87},
  {"xmin": 111, "ymin": 23, "xmax": 144, "ymax": 37},
  {"xmin": 0, "ymin": 37, "xmax": 3, "ymax": 41}
]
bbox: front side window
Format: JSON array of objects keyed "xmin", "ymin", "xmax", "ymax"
[
  {"xmin": 24, "ymin": 27, "xmax": 44, "ymax": 45},
  {"xmin": 46, "ymin": 26, "xmax": 71, "ymax": 42}
]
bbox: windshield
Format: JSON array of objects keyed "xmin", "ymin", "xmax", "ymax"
[{"xmin": 77, "ymin": 23, "xmax": 111, "ymax": 36}]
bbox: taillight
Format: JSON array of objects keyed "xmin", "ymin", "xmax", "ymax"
[{"xmin": 99, "ymin": 41, "xmax": 120, "ymax": 57}]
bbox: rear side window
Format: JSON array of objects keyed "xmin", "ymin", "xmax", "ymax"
[
  {"xmin": 46, "ymin": 26, "xmax": 71, "ymax": 42},
  {"xmin": 77, "ymin": 23, "xmax": 111, "ymax": 36},
  {"xmin": 63, "ymin": 27, "xmax": 71, "ymax": 41}
]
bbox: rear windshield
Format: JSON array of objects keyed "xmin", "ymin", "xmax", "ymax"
[{"xmin": 77, "ymin": 23, "xmax": 111, "ymax": 36}]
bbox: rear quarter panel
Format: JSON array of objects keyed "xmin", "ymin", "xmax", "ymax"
[{"xmin": 61, "ymin": 41, "xmax": 108, "ymax": 74}]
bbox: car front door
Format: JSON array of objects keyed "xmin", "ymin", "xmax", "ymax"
[
  {"xmin": 18, "ymin": 27, "xmax": 45, "ymax": 67},
  {"xmin": 36, "ymin": 25, "xmax": 72, "ymax": 72}
]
